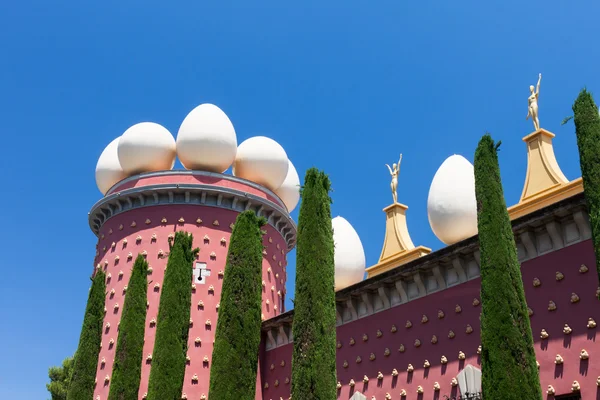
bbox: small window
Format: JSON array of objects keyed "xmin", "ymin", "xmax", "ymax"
[{"xmin": 193, "ymin": 262, "xmax": 210, "ymax": 284}]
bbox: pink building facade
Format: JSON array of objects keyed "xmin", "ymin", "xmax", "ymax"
[
  {"xmin": 260, "ymin": 193, "xmax": 599, "ymax": 399},
  {"xmin": 88, "ymin": 171, "xmax": 599, "ymax": 399},
  {"xmin": 89, "ymin": 171, "xmax": 296, "ymax": 400}
]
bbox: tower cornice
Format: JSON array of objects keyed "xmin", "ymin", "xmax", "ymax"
[{"xmin": 88, "ymin": 170, "xmax": 297, "ymax": 250}]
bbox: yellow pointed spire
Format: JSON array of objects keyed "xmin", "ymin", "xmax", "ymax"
[
  {"xmin": 366, "ymin": 203, "xmax": 431, "ymax": 278},
  {"xmin": 508, "ymin": 128, "xmax": 582, "ymax": 219}
]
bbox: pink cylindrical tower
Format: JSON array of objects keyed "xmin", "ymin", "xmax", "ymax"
[{"xmin": 89, "ymin": 170, "xmax": 296, "ymax": 400}]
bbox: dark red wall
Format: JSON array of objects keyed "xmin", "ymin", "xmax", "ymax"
[{"xmin": 260, "ymin": 239, "xmax": 600, "ymax": 399}]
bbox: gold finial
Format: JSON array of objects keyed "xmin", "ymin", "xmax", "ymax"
[
  {"xmin": 385, "ymin": 153, "xmax": 402, "ymax": 204},
  {"xmin": 508, "ymin": 76, "xmax": 583, "ymax": 219},
  {"xmin": 526, "ymin": 73, "xmax": 542, "ymax": 131},
  {"xmin": 366, "ymin": 180, "xmax": 431, "ymax": 277}
]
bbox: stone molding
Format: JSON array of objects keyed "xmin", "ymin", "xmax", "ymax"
[
  {"xmin": 106, "ymin": 170, "xmax": 287, "ymax": 204},
  {"xmin": 89, "ymin": 175, "xmax": 297, "ymax": 250},
  {"xmin": 262, "ymin": 193, "xmax": 590, "ymax": 351}
]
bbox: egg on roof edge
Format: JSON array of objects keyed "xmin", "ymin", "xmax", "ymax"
[
  {"xmin": 176, "ymin": 103, "xmax": 237, "ymax": 173},
  {"xmin": 118, "ymin": 122, "xmax": 176, "ymax": 175},
  {"xmin": 95, "ymin": 137, "xmax": 127, "ymax": 195},
  {"xmin": 274, "ymin": 159, "xmax": 301, "ymax": 212},
  {"xmin": 333, "ymin": 216, "xmax": 366, "ymax": 290},
  {"xmin": 233, "ymin": 136, "xmax": 289, "ymax": 191},
  {"xmin": 427, "ymin": 154, "xmax": 478, "ymax": 245}
]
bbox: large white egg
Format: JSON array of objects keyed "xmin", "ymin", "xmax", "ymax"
[
  {"xmin": 274, "ymin": 159, "xmax": 300, "ymax": 212},
  {"xmin": 427, "ymin": 154, "xmax": 478, "ymax": 245},
  {"xmin": 176, "ymin": 103, "xmax": 237, "ymax": 172},
  {"xmin": 233, "ymin": 136, "xmax": 289, "ymax": 191},
  {"xmin": 117, "ymin": 122, "xmax": 176, "ymax": 174},
  {"xmin": 332, "ymin": 216, "xmax": 366, "ymax": 290},
  {"xmin": 95, "ymin": 137, "xmax": 127, "ymax": 195}
]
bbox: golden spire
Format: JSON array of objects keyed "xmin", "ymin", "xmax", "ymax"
[
  {"xmin": 508, "ymin": 128, "xmax": 582, "ymax": 219},
  {"xmin": 366, "ymin": 162, "xmax": 431, "ymax": 277}
]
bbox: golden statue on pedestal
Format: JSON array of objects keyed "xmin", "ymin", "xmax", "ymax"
[
  {"xmin": 385, "ymin": 154, "xmax": 402, "ymax": 204},
  {"xmin": 368, "ymin": 153, "xmax": 431, "ymax": 277},
  {"xmin": 526, "ymin": 73, "xmax": 542, "ymax": 131}
]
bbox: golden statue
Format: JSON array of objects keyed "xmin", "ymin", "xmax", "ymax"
[
  {"xmin": 386, "ymin": 154, "xmax": 402, "ymax": 203},
  {"xmin": 526, "ymin": 73, "xmax": 542, "ymax": 131}
]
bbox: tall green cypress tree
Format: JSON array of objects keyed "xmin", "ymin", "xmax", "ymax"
[
  {"xmin": 67, "ymin": 269, "xmax": 106, "ymax": 400},
  {"xmin": 209, "ymin": 211, "xmax": 265, "ymax": 399},
  {"xmin": 147, "ymin": 232, "xmax": 199, "ymax": 400},
  {"xmin": 474, "ymin": 135, "xmax": 542, "ymax": 400},
  {"xmin": 291, "ymin": 168, "xmax": 336, "ymax": 400},
  {"xmin": 572, "ymin": 89, "xmax": 600, "ymax": 291},
  {"xmin": 108, "ymin": 255, "xmax": 149, "ymax": 400}
]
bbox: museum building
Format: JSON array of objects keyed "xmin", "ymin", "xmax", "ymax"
[{"xmin": 89, "ymin": 101, "xmax": 599, "ymax": 400}]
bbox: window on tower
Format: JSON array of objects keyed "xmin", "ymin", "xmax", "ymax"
[{"xmin": 193, "ymin": 262, "xmax": 210, "ymax": 284}]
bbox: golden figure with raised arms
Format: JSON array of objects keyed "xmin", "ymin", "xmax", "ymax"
[
  {"xmin": 386, "ymin": 154, "xmax": 403, "ymax": 204},
  {"xmin": 526, "ymin": 73, "xmax": 542, "ymax": 131}
]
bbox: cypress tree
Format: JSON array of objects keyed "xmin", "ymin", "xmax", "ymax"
[
  {"xmin": 474, "ymin": 134, "xmax": 542, "ymax": 400},
  {"xmin": 208, "ymin": 211, "xmax": 265, "ymax": 399},
  {"xmin": 108, "ymin": 255, "xmax": 149, "ymax": 400},
  {"xmin": 67, "ymin": 269, "xmax": 106, "ymax": 400},
  {"xmin": 291, "ymin": 168, "xmax": 336, "ymax": 400},
  {"xmin": 147, "ymin": 232, "xmax": 199, "ymax": 400},
  {"xmin": 572, "ymin": 89, "xmax": 600, "ymax": 290}
]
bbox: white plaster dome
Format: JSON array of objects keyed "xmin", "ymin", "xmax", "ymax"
[
  {"xmin": 274, "ymin": 159, "xmax": 300, "ymax": 212},
  {"xmin": 117, "ymin": 122, "xmax": 176, "ymax": 174},
  {"xmin": 427, "ymin": 154, "xmax": 478, "ymax": 245},
  {"xmin": 176, "ymin": 103, "xmax": 237, "ymax": 172},
  {"xmin": 233, "ymin": 136, "xmax": 289, "ymax": 191},
  {"xmin": 332, "ymin": 216, "xmax": 366, "ymax": 290},
  {"xmin": 95, "ymin": 137, "xmax": 127, "ymax": 195}
]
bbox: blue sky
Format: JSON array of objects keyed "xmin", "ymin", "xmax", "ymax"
[{"xmin": 1, "ymin": 1, "xmax": 598, "ymax": 398}]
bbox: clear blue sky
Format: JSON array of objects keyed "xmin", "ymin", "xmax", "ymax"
[{"xmin": 1, "ymin": 1, "xmax": 598, "ymax": 398}]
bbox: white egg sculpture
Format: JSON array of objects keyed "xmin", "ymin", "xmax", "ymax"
[
  {"xmin": 332, "ymin": 216, "xmax": 366, "ymax": 290},
  {"xmin": 176, "ymin": 103, "xmax": 237, "ymax": 172},
  {"xmin": 117, "ymin": 122, "xmax": 176, "ymax": 174},
  {"xmin": 233, "ymin": 136, "xmax": 289, "ymax": 191},
  {"xmin": 427, "ymin": 154, "xmax": 478, "ymax": 245},
  {"xmin": 274, "ymin": 160, "xmax": 300, "ymax": 212},
  {"xmin": 95, "ymin": 137, "xmax": 127, "ymax": 195}
]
